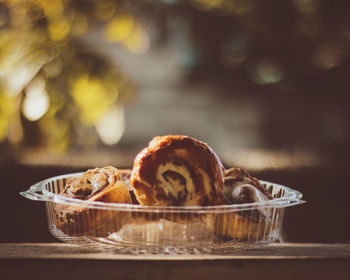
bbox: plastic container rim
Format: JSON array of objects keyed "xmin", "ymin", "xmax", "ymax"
[{"xmin": 20, "ymin": 172, "xmax": 305, "ymax": 213}]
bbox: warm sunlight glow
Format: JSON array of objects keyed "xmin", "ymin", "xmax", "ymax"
[
  {"xmin": 48, "ymin": 18, "xmax": 71, "ymax": 41},
  {"xmin": 96, "ymin": 105, "xmax": 125, "ymax": 145},
  {"xmin": 70, "ymin": 74, "xmax": 119, "ymax": 125},
  {"xmin": 123, "ymin": 26, "xmax": 150, "ymax": 54},
  {"xmin": 5, "ymin": 66, "xmax": 40, "ymax": 97},
  {"xmin": 22, "ymin": 77, "xmax": 49, "ymax": 121},
  {"xmin": 104, "ymin": 14, "xmax": 135, "ymax": 42}
]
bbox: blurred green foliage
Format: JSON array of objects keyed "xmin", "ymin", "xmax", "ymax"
[{"xmin": 0, "ymin": 0, "xmax": 137, "ymax": 153}]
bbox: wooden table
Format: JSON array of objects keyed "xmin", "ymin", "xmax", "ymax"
[{"xmin": 1, "ymin": 243, "xmax": 349, "ymax": 280}]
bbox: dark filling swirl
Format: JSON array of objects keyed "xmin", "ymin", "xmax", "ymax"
[{"xmin": 161, "ymin": 170, "xmax": 188, "ymax": 206}]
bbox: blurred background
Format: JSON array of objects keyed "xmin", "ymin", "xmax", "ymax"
[{"xmin": 1, "ymin": 0, "xmax": 349, "ymax": 244}]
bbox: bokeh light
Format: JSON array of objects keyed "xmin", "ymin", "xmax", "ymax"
[
  {"xmin": 104, "ymin": 12, "xmax": 150, "ymax": 54},
  {"xmin": 22, "ymin": 76, "xmax": 49, "ymax": 121},
  {"xmin": 70, "ymin": 73, "xmax": 119, "ymax": 126},
  {"xmin": 96, "ymin": 105, "xmax": 125, "ymax": 145},
  {"xmin": 0, "ymin": 0, "xmax": 349, "ymax": 161},
  {"xmin": 105, "ymin": 13, "xmax": 135, "ymax": 42},
  {"xmin": 123, "ymin": 25, "xmax": 150, "ymax": 54},
  {"xmin": 312, "ymin": 41, "xmax": 345, "ymax": 70},
  {"xmin": 0, "ymin": 0, "xmax": 134, "ymax": 153},
  {"xmin": 48, "ymin": 18, "xmax": 71, "ymax": 41},
  {"xmin": 246, "ymin": 58, "xmax": 284, "ymax": 85}
]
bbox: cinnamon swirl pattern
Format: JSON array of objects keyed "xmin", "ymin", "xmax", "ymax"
[
  {"xmin": 130, "ymin": 135, "xmax": 225, "ymax": 206},
  {"xmin": 55, "ymin": 166, "xmax": 132, "ymax": 236},
  {"xmin": 223, "ymin": 167, "xmax": 273, "ymax": 203}
]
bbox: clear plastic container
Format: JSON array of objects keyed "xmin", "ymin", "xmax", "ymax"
[{"xmin": 20, "ymin": 172, "xmax": 305, "ymax": 255}]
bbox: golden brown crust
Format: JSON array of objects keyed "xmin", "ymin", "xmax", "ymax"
[
  {"xmin": 130, "ymin": 135, "xmax": 225, "ymax": 206},
  {"xmin": 54, "ymin": 166, "xmax": 132, "ymax": 236}
]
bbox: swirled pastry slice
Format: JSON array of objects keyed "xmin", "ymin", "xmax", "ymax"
[
  {"xmin": 211, "ymin": 168, "xmax": 273, "ymax": 241},
  {"xmin": 60, "ymin": 166, "xmax": 132, "ymax": 203},
  {"xmin": 55, "ymin": 166, "xmax": 132, "ymax": 236},
  {"xmin": 130, "ymin": 135, "xmax": 225, "ymax": 206},
  {"xmin": 223, "ymin": 168, "xmax": 273, "ymax": 204}
]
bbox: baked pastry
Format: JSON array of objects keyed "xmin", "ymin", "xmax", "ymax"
[
  {"xmin": 118, "ymin": 168, "xmax": 139, "ymax": 204},
  {"xmin": 212, "ymin": 168, "xmax": 273, "ymax": 241},
  {"xmin": 223, "ymin": 167, "xmax": 273, "ymax": 203},
  {"xmin": 54, "ymin": 166, "xmax": 132, "ymax": 236},
  {"xmin": 130, "ymin": 135, "xmax": 225, "ymax": 206},
  {"xmin": 118, "ymin": 169, "xmax": 132, "ymax": 190}
]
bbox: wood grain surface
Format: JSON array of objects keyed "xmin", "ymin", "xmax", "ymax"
[{"xmin": 1, "ymin": 243, "xmax": 350, "ymax": 280}]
